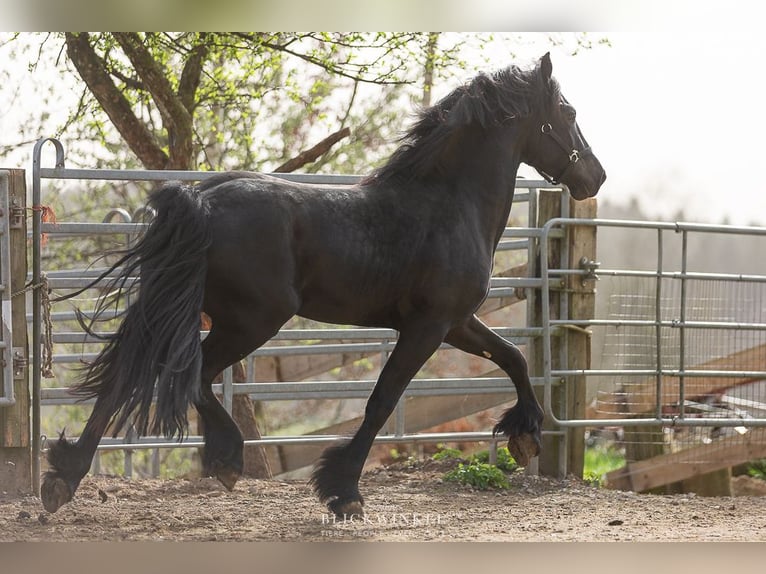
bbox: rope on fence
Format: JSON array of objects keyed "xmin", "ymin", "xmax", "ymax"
[{"xmin": 12, "ymin": 272, "xmax": 54, "ymax": 378}]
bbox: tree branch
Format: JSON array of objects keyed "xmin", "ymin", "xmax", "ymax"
[
  {"xmin": 64, "ymin": 32, "xmax": 169, "ymax": 170},
  {"xmin": 232, "ymin": 32, "xmax": 411, "ymax": 86},
  {"xmin": 274, "ymin": 127, "xmax": 351, "ymax": 173},
  {"xmin": 178, "ymin": 34, "xmax": 209, "ymax": 114},
  {"xmin": 112, "ymin": 32, "xmax": 194, "ymax": 169}
]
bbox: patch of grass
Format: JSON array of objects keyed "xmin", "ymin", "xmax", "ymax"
[
  {"xmin": 583, "ymin": 443, "xmax": 626, "ymax": 486},
  {"xmin": 444, "ymin": 461, "xmax": 510, "ymax": 490},
  {"xmin": 470, "ymin": 447, "xmax": 518, "ymax": 473},
  {"xmin": 431, "ymin": 446, "xmax": 463, "ymax": 461},
  {"xmin": 747, "ymin": 458, "xmax": 766, "ymax": 481},
  {"xmin": 434, "ymin": 445, "xmax": 517, "ymax": 490}
]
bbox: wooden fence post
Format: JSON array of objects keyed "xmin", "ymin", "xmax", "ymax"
[
  {"xmin": 0, "ymin": 169, "xmax": 31, "ymax": 494},
  {"xmin": 531, "ymin": 191, "xmax": 597, "ymax": 478},
  {"xmin": 564, "ymin": 196, "xmax": 597, "ymax": 478},
  {"xmin": 532, "ymin": 190, "xmax": 563, "ymax": 477}
]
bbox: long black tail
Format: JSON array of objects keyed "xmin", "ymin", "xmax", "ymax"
[{"xmin": 68, "ymin": 182, "xmax": 211, "ymax": 438}]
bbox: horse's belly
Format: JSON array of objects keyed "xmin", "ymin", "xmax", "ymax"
[{"xmin": 296, "ymin": 281, "xmax": 399, "ymax": 327}]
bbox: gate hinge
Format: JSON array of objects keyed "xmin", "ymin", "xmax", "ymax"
[
  {"xmin": 12, "ymin": 348, "xmax": 27, "ymax": 379},
  {"xmin": 9, "ymin": 198, "xmax": 24, "ymax": 229}
]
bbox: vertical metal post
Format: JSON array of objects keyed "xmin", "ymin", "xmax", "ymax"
[
  {"xmin": 655, "ymin": 229, "xmax": 664, "ymax": 420},
  {"xmin": 124, "ymin": 424, "xmax": 135, "ymax": 478},
  {"xmin": 222, "ymin": 366, "xmax": 233, "ymax": 414},
  {"xmin": 678, "ymin": 230, "xmax": 688, "ymax": 420},
  {"xmin": 488, "ymin": 438, "xmax": 498, "ymax": 465},
  {"xmin": 151, "ymin": 448, "xmax": 160, "ymax": 477},
  {"xmin": 31, "ymin": 138, "xmax": 65, "ymax": 495},
  {"xmin": 540, "ymin": 207, "xmax": 553, "ymax": 451},
  {"xmin": 557, "ymin": 190, "xmax": 570, "ymax": 478},
  {"xmin": 394, "ymin": 400, "xmax": 405, "ymax": 437},
  {"xmin": 525, "ymin": 187, "xmax": 538, "ymax": 476}
]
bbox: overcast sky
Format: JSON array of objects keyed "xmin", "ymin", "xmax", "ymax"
[{"xmin": 471, "ymin": 30, "xmax": 766, "ymax": 226}]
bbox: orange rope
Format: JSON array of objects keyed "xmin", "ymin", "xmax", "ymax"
[{"xmin": 30, "ymin": 205, "xmax": 57, "ymax": 246}]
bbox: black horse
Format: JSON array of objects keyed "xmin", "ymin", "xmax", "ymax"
[{"xmin": 41, "ymin": 53, "xmax": 605, "ymax": 517}]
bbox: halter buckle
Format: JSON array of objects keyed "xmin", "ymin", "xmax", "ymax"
[
  {"xmin": 569, "ymin": 150, "xmax": 580, "ymax": 163},
  {"xmin": 541, "ymin": 123, "xmax": 552, "ymax": 134}
]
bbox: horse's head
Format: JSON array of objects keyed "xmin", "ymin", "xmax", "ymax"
[{"xmin": 522, "ymin": 53, "xmax": 606, "ymax": 200}]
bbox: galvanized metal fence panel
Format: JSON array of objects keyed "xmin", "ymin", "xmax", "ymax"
[
  {"xmin": 539, "ymin": 217, "xmax": 766, "ymax": 428},
  {"xmin": 31, "ymin": 138, "xmax": 568, "ymax": 480}
]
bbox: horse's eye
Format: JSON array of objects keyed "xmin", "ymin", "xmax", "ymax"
[{"xmin": 561, "ymin": 103, "xmax": 576, "ymax": 123}]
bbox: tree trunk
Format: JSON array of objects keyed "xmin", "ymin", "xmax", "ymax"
[{"xmin": 229, "ymin": 362, "xmax": 273, "ymax": 479}]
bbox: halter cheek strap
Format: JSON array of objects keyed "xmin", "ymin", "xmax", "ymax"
[{"xmin": 537, "ymin": 122, "xmax": 592, "ymax": 185}]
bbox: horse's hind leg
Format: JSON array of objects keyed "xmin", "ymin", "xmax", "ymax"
[
  {"xmin": 41, "ymin": 396, "xmax": 117, "ymax": 513},
  {"xmin": 445, "ymin": 315, "xmax": 544, "ymax": 466},
  {"xmin": 195, "ymin": 311, "xmax": 290, "ymax": 491},
  {"xmin": 311, "ymin": 321, "xmax": 449, "ymax": 518}
]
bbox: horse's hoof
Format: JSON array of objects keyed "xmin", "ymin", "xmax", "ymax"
[
  {"xmin": 40, "ymin": 475, "xmax": 73, "ymax": 513},
  {"xmin": 507, "ymin": 433, "xmax": 540, "ymax": 467},
  {"xmin": 329, "ymin": 498, "xmax": 364, "ymax": 519},
  {"xmin": 215, "ymin": 467, "xmax": 240, "ymax": 491}
]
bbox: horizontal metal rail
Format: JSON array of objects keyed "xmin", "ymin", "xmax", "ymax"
[
  {"xmin": 551, "ymin": 318, "xmax": 766, "ymax": 331},
  {"xmin": 553, "ymin": 266, "xmax": 766, "ymax": 284},
  {"xmin": 51, "ymin": 336, "xmax": 541, "ymax": 363},
  {"xmin": 40, "ymin": 167, "xmax": 363, "ymax": 185},
  {"xmin": 38, "ymin": 163, "xmax": 552, "ymax": 194},
  {"xmin": 40, "ymin": 222, "xmax": 562, "ymax": 239},
  {"xmin": 41, "ymin": 376, "xmax": 554, "ymax": 405},
  {"xmin": 49, "ymin": 326, "xmax": 545, "ymax": 345},
  {"xmin": 53, "ymin": 428, "xmax": 565, "ymax": 454},
  {"xmin": 43, "ymin": 273, "xmax": 553, "ymax": 292}
]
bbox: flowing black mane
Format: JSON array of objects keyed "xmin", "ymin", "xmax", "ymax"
[{"xmin": 366, "ymin": 63, "xmax": 561, "ymax": 186}]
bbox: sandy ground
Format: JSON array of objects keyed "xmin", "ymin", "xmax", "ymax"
[{"xmin": 2, "ymin": 459, "xmax": 766, "ymax": 542}]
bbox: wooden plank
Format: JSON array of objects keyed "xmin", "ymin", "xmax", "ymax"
[
  {"xmin": 595, "ymin": 343, "xmax": 766, "ymax": 416},
  {"xmin": 0, "ymin": 169, "xmax": 31, "ymax": 494},
  {"xmin": 680, "ymin": 468, "xmax": 732, "ymax": 497},
  {"xmin": 605, "ymin": 428, "xmax": 766, "ymax": 492}
]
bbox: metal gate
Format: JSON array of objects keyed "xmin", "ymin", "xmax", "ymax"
[
  {"xmin": 540, "ymin": 217, "xmax": 766, "ymax": 428},
  {"xmin": 538, "ymin": 217, "xmax": 766, "ymax": 489}
]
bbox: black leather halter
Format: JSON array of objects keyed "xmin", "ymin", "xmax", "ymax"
[{"xmin": 536, "ymin": 122, "xmax": 593, "ymax": 185}]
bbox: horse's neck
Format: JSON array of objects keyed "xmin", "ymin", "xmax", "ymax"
[
  {"xmin": 459, "ymin": 157, "xmax": 520, "ymax": 254},
  {"xmin": 459, "ymin": 128, "xmax": 523, "ymax": 253},
  {"xmin": 491, "ymin": 168, "xmax": 519, "ymax": 253}
]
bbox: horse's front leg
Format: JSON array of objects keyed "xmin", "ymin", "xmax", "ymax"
[
  {"xmin": 311, "ymin": 320, "xmax": 450, "ymax": 518},
  {"xmin": 445, "ymin": 315, "xmax": 543, "ymax": 466}
]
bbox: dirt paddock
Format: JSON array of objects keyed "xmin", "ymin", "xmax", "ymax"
[{"xmin": 3, "ymin": 460, "xmax": 766, "ymax": 542}]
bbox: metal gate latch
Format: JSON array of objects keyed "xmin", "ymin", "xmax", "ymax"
[{"xmin": 579, "ymin": 256, "xmax": 601, "ymax": 283}]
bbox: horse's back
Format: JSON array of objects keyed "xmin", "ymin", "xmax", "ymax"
[{"xmin": 198, "ymin": 172, "xmax": 489, "ymax": 328}]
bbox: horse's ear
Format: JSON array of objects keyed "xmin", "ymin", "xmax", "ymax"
[{"xmin": 540, "ymin": 52, "xmax": 553, "ymax": 84}]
